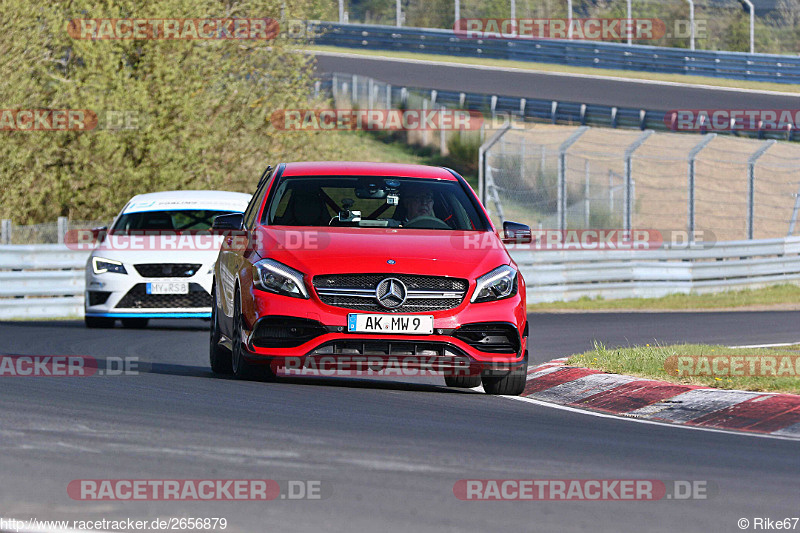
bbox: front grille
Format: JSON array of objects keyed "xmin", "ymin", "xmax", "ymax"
[
  {"xmin": 453, "ymin": 323, "xmax": 521, "ymax": 354},
  {"xmin": 313, "ymin": 274, "xmax": 468, "ymax": 313},
  {"xmin": 134, "ymin": 263, "xmax": 201, "ymax": 278},
  {"xmin": 250, "ymin": 317, "xmax": 327, "ymax": 349},
  {"xmin": 116, "ymin": 283, "xmax": 211, "ymax": 309}
]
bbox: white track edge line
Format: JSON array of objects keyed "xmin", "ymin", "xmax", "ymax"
[
  {"xmin": 502, "ymin": 395, "xmax": 800, "ymax": 442},
  {"xmin": 727, "ymin": 341, "xmax": 800, "ymax": 349}
]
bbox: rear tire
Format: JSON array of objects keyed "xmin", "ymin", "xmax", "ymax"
[
  {"xmin": 481, "ymin": 354, "xmax": 528, "ymax": 396},
  {"xmin": 444, "ymin": 374, "xmax": 482, "ymax": 388},
  {"xmin": 84, "ymin": 316, "xmax": 114, "ymax": 328},
  {"xmin": 209, "ymin": 287, "xmax": 233, "ymax": 375},
  {"xmin": 121, "ymin": 318, "xmax": 149, "ymax": 329}
]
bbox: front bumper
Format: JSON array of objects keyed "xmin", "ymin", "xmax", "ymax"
[
  {"xmin": 84, "ymin": 261, "xmax": 214, "ymax": 319},
  {"xmin": 239, "ymin": 288, "xmax": 528, "ymax": 372}
]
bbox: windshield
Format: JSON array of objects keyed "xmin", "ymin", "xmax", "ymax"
[
  {"xmin": 263, "ymin": 176, "xmax": 488, "ymax": 231},
  {"xmin": 112, "ymin": 209, "xmax": 236, "ymax": 232}
]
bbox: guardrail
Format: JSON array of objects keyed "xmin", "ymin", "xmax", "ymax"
[
  {"xmin": 322, "ymin": 73, "xmax": 797, "ymax": 142},
  {"xmin": 0, "ymin": 245, "xmax": 89, "ymax": 319},
  {"xmin": 2, "ymin": 240, "xmax": 800, "ymax": 317},
  {"xmin": 510, "ymin": 236, "xmax": 800, "ymax": 303},
  {"xmin": 312, "ymin": 22, "xmax": 800, "ymax": 85}
]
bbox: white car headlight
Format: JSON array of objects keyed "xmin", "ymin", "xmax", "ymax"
[
  {"xmin": 92, "ymin": 257, "xmax": 127, "ymax": 275},
  {"xmin": 253, "ymin": 259, "xmax": 308, "ymax": 299},
  {"xmin": 471, "ymin": 265, "xmax": 518, "ymax": 303}
]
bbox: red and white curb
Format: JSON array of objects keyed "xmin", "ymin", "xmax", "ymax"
[{"xmin": 517, "ymin": 358, "xmax": 800, "ymax": 438}]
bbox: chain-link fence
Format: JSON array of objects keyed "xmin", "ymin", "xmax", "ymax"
[
  {"xmin": 330, "ymin": 72, "xmax": 485, "ymax": 155},
  {"xmin": 0, "ymin": 218, "xmax": 109, "ymax": 245},
  {"xmin": 482, "ymin": 124, "xmax": 800, "ymax": 241}
]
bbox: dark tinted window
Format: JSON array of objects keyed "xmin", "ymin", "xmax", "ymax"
[
  {"xmin": 263, "ymin": 176, "xmax": 487, "ymax": 231},
  {"xmin": 112, "ymin": 210, "xmax": 234, "ymax": 232}
]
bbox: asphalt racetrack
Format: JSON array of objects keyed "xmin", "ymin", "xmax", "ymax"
[
  {"xmin": 0, "ymin": 311, "xmax": 798, "ymax": 532},
  {"xmin": 314, "ymin": 51, "xmax": 800, "ymax": 111}
]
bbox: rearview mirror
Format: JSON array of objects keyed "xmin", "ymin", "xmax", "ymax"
[{"xmin": 502, "ymin": 221, "xmax": 532, "ymax": 244}]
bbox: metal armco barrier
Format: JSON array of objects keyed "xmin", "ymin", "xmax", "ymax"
[
  {"xmin": 0, "ymin": 245, "xmax": 89, "ymax": 319},
  {"xmin": 312, "ymin": 22, "xmax": 800, "ymax": 84},
  {"xmin": 510, "ymin": 236, "xmax": 800, "ymax": 303},
  {"xmin": 2, "ymin": 240, "xmax": 800, "ymax": 316}
]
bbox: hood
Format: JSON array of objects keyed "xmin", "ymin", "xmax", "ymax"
[
  {"xmin": 257, "ymin": 226, "xmax": 512, "ymax": 280},
  {"xmin": 89, "ymin": 233, "xmax": 224, "ymax": 265}
]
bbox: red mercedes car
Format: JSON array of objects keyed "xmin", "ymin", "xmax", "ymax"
[{"xmin": 210, "ymin": 162, "xmax": 531, "ymax": 395}]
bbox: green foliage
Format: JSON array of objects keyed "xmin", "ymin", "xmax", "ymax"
[{"xmin": 0, "ymin": 0, "xmax": 378, "ymax": 223}]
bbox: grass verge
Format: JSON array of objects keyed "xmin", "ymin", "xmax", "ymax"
[
  {"xmin": 527, "ymin": 284, "xmax": 800, "ymax": 312},
  {"xmin": 308, "ymin": 45, "xmax": 800, "ymax": 94},
  {"xmin": 567, "ymin": 342, "xmax": 800, "ymax": 394}
]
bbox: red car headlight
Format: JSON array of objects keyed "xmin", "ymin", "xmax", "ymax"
[
  {"xmin": 253, "ymin": 259, "xmax": 309, "ymax": 299},
  {"xmin": 471, "ymin": 265, "xmax": 518, "ymax": 303}
]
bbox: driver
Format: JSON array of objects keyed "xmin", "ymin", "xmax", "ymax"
[{"xmin": 401, "ymin": 184, "xmax": 441, "ymax": 224}]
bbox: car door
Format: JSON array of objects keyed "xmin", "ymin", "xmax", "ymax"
[{"xmin": 218, "ymin": 167, "xmax": 273, "ymax": 324}]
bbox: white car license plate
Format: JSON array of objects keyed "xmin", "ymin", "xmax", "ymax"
[
  {"xmin": 146, "ymin": 281, "xmax": 188, "ymax": 295},
  {"xmin": 347, "ymin": 314, "xmax": 434, "ymax": 335}
]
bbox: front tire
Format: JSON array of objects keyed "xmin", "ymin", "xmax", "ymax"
[
  {"xmin": 481, "ymin": 353, "xmax": 528, "ymax": 396},
  {"xmin": 84, "ymin": 316, "xmax": 114, "ymax": 328},
  {"xmin": 231, "ymin": 291, "xmax": 257, "ymax": 380},
  {"xmin": 444, "ymin": 374, "xmax": 482, "ymax": 388},
  {"xmin": 209, "ymin": 287, "xmax": 233, "ymax": 375}
]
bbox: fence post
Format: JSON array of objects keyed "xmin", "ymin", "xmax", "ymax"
[
  {"xmin": 623, "ymin": 130, "xmax": 653, "ymax": 233},
  {"xmin": 439, "ymin": 105, "xmax": 446, "ymax": 154},
  {"xmin": 422, "ymin": 99, "xmax": 429, "ymax": 145},
  {"xmin": 386, "ymin": 84, "xmax": 392, "ymax": 108},
  {"xmin": 789, "ymin": 182, "xmax": 800, "ymax": 237},
  {"xmin": 686, "ymin": 134, "xmax": 716, "ymax": 241},
  {"xmin": 558, "ymin": 126, "xmax": 589, "ymax": 231},
  {"xmin": 478, "ymin": 123, "xmax": 512, "ymax": 208},
  {"xmin": 351, "ymin": 74, "xmax": 357, "ymax": 105},
  {"xmin": 584, "ymin": 160, "xmax": 591, "ymax": 227},
  {"xmin": 0, "ymin": 219, "xmax": 11, "ymax": 245},
  {"xmin": 520, "ymin": 137, "xmax": 526, "ymax": 186},
  {"xmin": 57, "ymin": 217, "xmax": 68, "ymax": 245},
  {"xmin": 747, "ymin": 139, "xmax": 776, "ymax": 239},
  {"xmin": 608, "ymin": 169, "xmax": 614, "ymax": 212}
]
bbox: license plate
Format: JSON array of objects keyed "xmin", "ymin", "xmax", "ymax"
[
  {"xmin": 347, "ymin": 314, "xmax": 434, "ymax": 335},
  {"xmin": 146, "ymin": 281, "xmax": 188, "ymax": 294}
]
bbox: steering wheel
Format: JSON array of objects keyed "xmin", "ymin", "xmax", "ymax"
[{"xmin": 404, "ymin": 216, "xmax": 450, "ymax": 229}]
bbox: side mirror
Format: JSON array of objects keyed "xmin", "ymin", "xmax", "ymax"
[
  {"xmin": 502, "ymin": 221, "xmax": 532, "ymax": 244},
  {"xmin": 212, "ymin": 213, "xmax": 244, "ymax": 231},
  {"xmin": 91, "ymin": 226, "xmax": 108, "ymax": 243}
]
